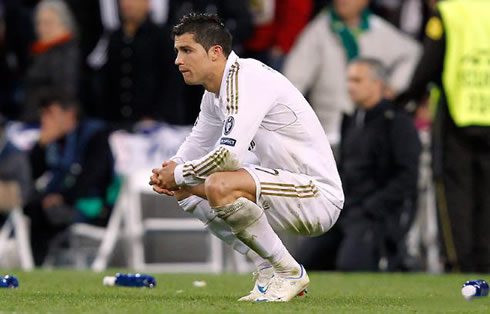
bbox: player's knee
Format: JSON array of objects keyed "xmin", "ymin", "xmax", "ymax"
[
  {"xmin": 214, "ymin": 197, "xmax": 263, "ymax": 233},
  {"xmin": 204, "ymin": 173, "xmax": 232, "ymax": 205}
]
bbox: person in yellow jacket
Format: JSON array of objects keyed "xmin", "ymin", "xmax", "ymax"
[{"xmin": 397, "ymin": 0, "xmax": 490, "ymax": 273}]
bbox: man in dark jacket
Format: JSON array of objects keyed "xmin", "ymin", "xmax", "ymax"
[
  {"xmin": 338, "ymin": 57, "xmax": 421, "ymax": 271},
  {"xmin": 24, "ymin": 89, "xmax": 116, "ymax": 266},
  {"xmin": 300, "ymin": 57, "xmax": 421, "ymax": 271},
  {"xmin": 96, "ymin": 0, "xmax": 180, "ymax": 128}
]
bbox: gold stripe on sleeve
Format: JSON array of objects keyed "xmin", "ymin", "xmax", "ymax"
[
  {"xmin": 226, "ymin": 64, "xmax": 237, "ymax": 115},
  {"xmin": 233, "ymin": 62, "xmax": 240, "ymax": 114},
  {"xmin": 182, "ymin": 148, "xmax": 225, "ymax": 178},
  {"xmin": 198, "ymin": 149, "xmax": 231, "ymax": 176},
  {"xmin": 194, "ymin": 148, "xmax": 228, "ymax": 175}
]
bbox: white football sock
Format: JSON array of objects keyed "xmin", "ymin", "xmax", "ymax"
[
  {"xmin": 269, "ymin": 246, "xmax": 301, "ymax": 277},
  {"xmin": 213, "ymin": 197, "xmax": 299, "ymax": 276},
  {"xmin": 246, "ymin": 249, "xmax": 271, "ymax": 271}
]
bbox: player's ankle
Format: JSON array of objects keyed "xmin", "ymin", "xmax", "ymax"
[
  {"xmin": 270, "ymin": 249, "xmax": 301, "ymax": 277},
  {"xmin": 257, "ymin": 262, "xmax": 273, "ymax": 272},
  {"xmin": 274, "ymin": 263, "xmax": 301, "ymax": 277}
]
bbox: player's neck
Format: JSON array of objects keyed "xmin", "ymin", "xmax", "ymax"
[{"xmin": 203, "ymin": 59, "xmax": 227, "ymax": 95}]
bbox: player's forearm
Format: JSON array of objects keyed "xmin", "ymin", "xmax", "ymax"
[{"xmin": 174, "ymin": 147, "xmax": 240, "ymax": 186}]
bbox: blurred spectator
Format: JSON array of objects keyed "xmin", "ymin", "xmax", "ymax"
[
  {"xmin": 370, "ymin": 0, "xmax": 436, "ymax": 41},
  {"xmin": 396, "ymin": 0, "xmax": 490, "ymax": 273},
  {"xmin": 62, "ymin": 0, "xmax": 104, "ymax": 117},
  {"xmin": 63, "ymin": 0, "xmax": 103, "ymax": 62},
  {"xmin": 89, "ymin": 0, "xmax": 253, "ymax": 126},
  {"xmin": 0, "ymin": 0, "xmax": 31, "ymax": 119},
  {"xmin": 312, "ymin": 0, "xmax": 331, "ymax": 17},
  {"xmin": 283, "ymin": 0, "xmax": 420, "ymax": 148},
  {"xmin": 94, "ymin": 0, "xmax": 184, "ymax": 128},
  {"xmin": 23, "ymin": 0, "xmax": 79, "ymax": 123},
  {"xmin": 0, "ymin": 114, "xmax": 33, "ymax": 219},
  {"xmin": 24, "ymin": 89, "xmax": 115, "ymax": 266},
  {"xmin": 300, "ymin": 58, "xmax": 421, "ymax": 271},
  {"xmin": 243, "ymin": 0, "xmax": 313, "ymax": 71}
]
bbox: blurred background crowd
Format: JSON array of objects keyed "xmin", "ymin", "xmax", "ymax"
[{"xmin": 0, "ymin": 0, "xmax": 489, "ymax": 274}]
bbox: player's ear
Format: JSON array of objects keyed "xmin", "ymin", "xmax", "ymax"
[{"xmin": 209, "ymin": 45, "xmax": 223, "ymax": 61}]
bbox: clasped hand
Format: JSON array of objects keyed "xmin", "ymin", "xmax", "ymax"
[{"xmin": 149, "ymin": 161, "xmax": 178, "ymax": 196}]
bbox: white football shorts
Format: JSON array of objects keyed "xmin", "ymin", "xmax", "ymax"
[{"xmin": 243, "ymin": 164, "xmax": 341, "ymax": 237}]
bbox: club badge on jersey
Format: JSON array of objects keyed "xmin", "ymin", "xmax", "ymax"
[{"xmin": 224, "ymin": 116, "xmax": 235, "ymax": 135}]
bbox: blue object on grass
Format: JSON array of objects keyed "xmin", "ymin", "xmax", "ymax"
[
  {"xmin": 462, "ymin": 279, "xmax": 488, "ymax": 300},
  {"xmin": 103, "ymin": 273, "xmax": 156, "ymax": 288},
  {"xmin": 0, "ymin": 275, "xmax": 19, "ymax": 288}
]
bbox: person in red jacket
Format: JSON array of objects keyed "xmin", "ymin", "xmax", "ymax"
[{"xmin": 244, "ymin": 0, "xmax": 313, "ymax": 71}]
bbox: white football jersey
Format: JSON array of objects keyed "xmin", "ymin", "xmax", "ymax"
[{"xmin": 172, "ymin": 51, "xmax": 344, "ymax": 208}]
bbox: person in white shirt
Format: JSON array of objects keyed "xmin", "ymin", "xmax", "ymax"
[
  {"xmin": 150, "ymin": 12, "xmax": 343, "ymax": 302},
  {"xmin": 283, "ymin": 0, "xmax": 420, "ymax": 148}
]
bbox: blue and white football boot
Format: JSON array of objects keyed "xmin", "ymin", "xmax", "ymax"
[
  {"xmin": 238, "ymin": 266, "xmax": 274, "ymax": 301},
  {"xmin": 254, "ymin": 264, "xmax": 309, "ymax": 302}
]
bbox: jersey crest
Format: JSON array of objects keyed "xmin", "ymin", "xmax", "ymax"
[{"xmin": 224, "ymin": 116, "xmax": 235, "ymax": 135}]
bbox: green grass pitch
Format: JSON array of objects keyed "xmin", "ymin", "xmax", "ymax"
[{"xmin": 0, "ymin": 270, "xmax": 489, "ymax": 313}]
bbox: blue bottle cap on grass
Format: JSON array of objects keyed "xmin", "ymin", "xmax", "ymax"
[
  {"xmin": 1, "ymin": 275, "xmax": 19, "ymax": 288},
  {"xmin": 462, "ymin": 279, "xmax": 488, "ymax": 300}
]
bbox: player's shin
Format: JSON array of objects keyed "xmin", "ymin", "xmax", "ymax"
[
  {"xmin": 213, "ymin": 197, "xmax": 300, "ymax": 277},
  {"xmin": 190, "ymin": 198, "xmax": 273, "ymax": 301},
  {"xmin": 180, "ymin": 196, "xmax": 270, "ymax": 270},
  {"xmin": 178, "ymin": 196, "xmax": 246, "ymax": 251}
]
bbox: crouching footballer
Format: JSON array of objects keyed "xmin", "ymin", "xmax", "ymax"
[{"xmin": 150, "ymin": 12, "xmax": 344, "ymax": 302}]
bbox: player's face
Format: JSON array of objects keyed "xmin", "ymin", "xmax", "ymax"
[
  {"xmin": 174, "ymin": 33, "xmax": 214, "ymax": 86},
  {"xmin": 347, "ymin": 63, "xmax": 381, "ymax": 108}
]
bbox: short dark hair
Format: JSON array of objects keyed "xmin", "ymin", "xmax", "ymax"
[
  {"xmin": 173, "ymin": 12, "xmax": 232, "ymax": 57},
  {"xmin": 36, "ymin": 88, "xmax": 79, "ymax": 111},
  {"xmin": 349, "ymin": 57, "xmax": 387, "ymax": 82}
]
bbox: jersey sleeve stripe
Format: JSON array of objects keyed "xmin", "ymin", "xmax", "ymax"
[
  {"xmin": 198, "ymin": 149, "xmax": 231, "ymax": 176},
  {"xmin": 233, "ymin": 62, "xmax": 240, "ymax": 115},
  {"xmin": 182, "ymin": 148, "xmax": 229, "ymax": 178},
  {"xmin": 226, "ymin": 64, "xmax": 237, "ymax": 115},
  {"xmin": 182, "ymin": 148, "xmax": 224, "ymax": 177},
  {"xmin": 193, "ymin": 147, "xmax": 228, "ymax": 174},
  {"xmin": 190, "ymin": 147, "xmax": 224, "ymax": 170},
  {"xmin": 226, "ymin": 65, "xmax": 236, "ymax": 114}
]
